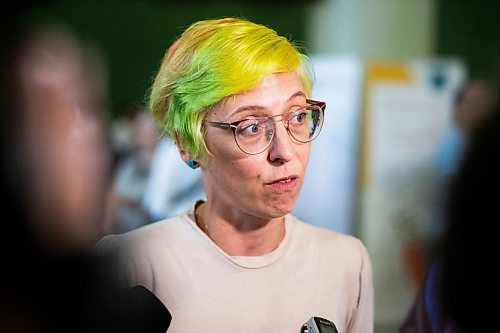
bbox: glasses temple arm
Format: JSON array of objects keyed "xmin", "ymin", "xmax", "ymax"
[{"xmin": 205, "ymin": 121, "xmax": 232, "ymax": 129}]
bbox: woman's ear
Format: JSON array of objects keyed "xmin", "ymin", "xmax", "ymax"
[
  {"xmin": 175, "ymin": 133, "xmax": 200, "ymax": 169},
  {"xmin": 175, "ymin": 133, "xmax": 190, "ymax": 164}
]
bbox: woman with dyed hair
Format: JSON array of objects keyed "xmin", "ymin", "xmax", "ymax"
[{"xmin": 100, "ymin": 17, "xmax": 373, "ymax": 332}]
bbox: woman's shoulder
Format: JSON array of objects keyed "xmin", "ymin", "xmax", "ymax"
[{"xmin": 97, "ymin": 214, "xmax": 190, "ymax": 250}]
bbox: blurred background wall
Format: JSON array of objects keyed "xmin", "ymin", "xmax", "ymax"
[
  {"xmin": 11, "ymin": 0, "xmax": 499, "ymax": 332},
  {"xmin": 19, "ymin": 0, "xmax": 311, "ymax": 118},
  {"xmin": 19, "ymin": 0, "xmax": 498, "ymax": 118}
]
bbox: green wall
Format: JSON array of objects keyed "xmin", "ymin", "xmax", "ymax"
[
  {"xmin": 436, "ymin": 0, "xmax": 499, "ymax": 84},
  {"xmin": 21, "ymin": 0, "xmax": 499, "ymax": 118},
  {"xmin": 23, "ymin": 1, "xmax": 310, "ymax": 118}
]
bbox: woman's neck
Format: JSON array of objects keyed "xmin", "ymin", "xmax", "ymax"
[{"xmin": 195, "ymin": 201, "xmax": 286, "ymax": 256}]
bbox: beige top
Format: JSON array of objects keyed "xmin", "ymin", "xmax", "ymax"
[{"xmin": 99, "ymin": 207, "xmax": 373, "ymax": 333}]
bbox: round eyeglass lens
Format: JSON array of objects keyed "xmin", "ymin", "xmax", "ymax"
[
  {"xmin": 287, "ymin": 105, "xmax": 323, "ymax": 142},
  {"xmin": 234, "ymin": 119, "xmax": 272, "ymax": 154}
]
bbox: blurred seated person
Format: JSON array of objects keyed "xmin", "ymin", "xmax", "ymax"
[
  {"xmin": 141, "ymin": 135, "xmax": 206, "ymax": 222},
  {"xmin": 106, "ymin": 108, "xmax": 160, "ymax": 233},
  {"xmin": 433, "ymin": 80, "xmax": 494, "ymax": 237}
]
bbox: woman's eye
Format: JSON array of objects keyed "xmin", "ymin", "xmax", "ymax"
[
  {"xmin": 248, "ymin": 124, "xmax": 259, "ymax": 133},
  {"xmin": 292, "ymin": 111, "xmax": 307, "ymax": 124},
  {"xmin": 239, "ymin": 121, "xmax": 262, "ymax": 136}
]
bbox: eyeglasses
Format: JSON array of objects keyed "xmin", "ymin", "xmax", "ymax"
[{"xmin": 205, "ymin": 99, "xmax": 326, "ymax": 155}]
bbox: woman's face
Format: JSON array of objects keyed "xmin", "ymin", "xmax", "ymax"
[{"xmin": 202, "ymin": 72, "xmax": 311, "ymax": 220}]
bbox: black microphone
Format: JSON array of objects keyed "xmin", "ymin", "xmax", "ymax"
[
  {"xmin": 117, "ymin": 285, "xmax": 172, "ymax": 333},
  {"xmin": 301, "ymin": 316, "xmax": 338, "ymax": 333}
]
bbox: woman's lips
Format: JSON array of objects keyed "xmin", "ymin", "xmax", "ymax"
[{"xmin": 266, "ymin": 176, "xmax": 298, "ymax": 191}]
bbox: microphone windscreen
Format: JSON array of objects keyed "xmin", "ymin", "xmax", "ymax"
[{"xmin": 123, "ymin": 285, "xmax": 172, "ymax": 332}]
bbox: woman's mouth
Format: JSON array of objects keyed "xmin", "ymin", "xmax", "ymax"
[{"xmin": 266, "ymin": 176, "xmax": 298, "ymax": 191}]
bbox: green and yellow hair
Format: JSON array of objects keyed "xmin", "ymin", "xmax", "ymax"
[{"xmin": 148, "ymin": 17, "xmax": 313, "ymax": 164}]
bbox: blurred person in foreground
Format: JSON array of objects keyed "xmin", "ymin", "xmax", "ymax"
[
  {"xmin": 98, "ymin": 17, "xmax": 373, "ymax": 332},
  {"xmin": 0, "ymin": 21, "xmax": 121, "ymax": 332},
  {"xmin": 400, "ymin": 85, "xmax": 499, "ymax": 332}
]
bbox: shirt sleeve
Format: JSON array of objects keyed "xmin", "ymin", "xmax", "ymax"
[
  {"xmin": 95, "ymin": 234, "xmax": 153, "ymax": 291},
  {"xmin": 348, "ymin": 238, "xmax": 374, "ymax": 333}
]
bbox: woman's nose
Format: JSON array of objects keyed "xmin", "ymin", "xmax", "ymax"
[{"xmin": 267, "ymin": 121, "xmax": 294, "ymax": 164}]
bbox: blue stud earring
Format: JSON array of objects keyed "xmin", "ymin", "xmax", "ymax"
[{"xmin": 187, "ymin": 159, "xmax": 200, "ymax": 169}]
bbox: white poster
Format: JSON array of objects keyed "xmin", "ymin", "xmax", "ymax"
[{"xmin": 293, "ymin": 54, "xmax": 363, "ymax": 234}]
